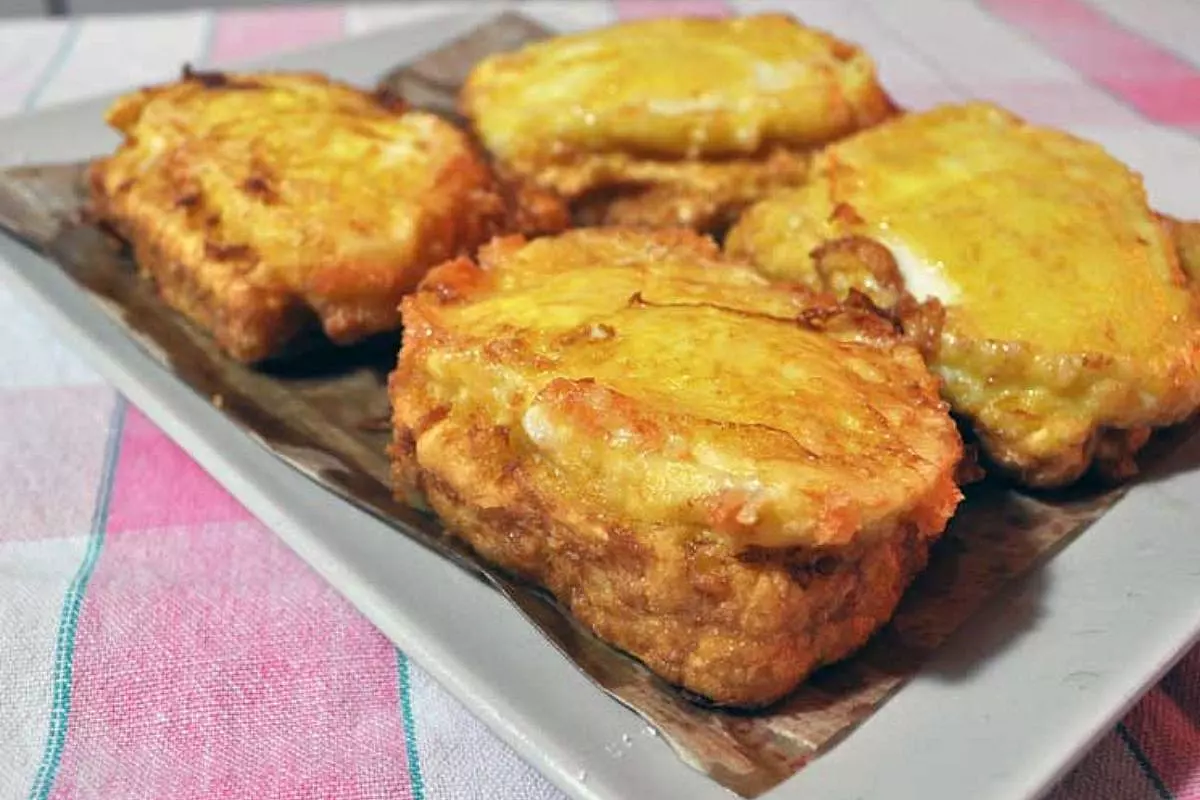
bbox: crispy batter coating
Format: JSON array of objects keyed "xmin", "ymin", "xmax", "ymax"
[
  {"xmin": 568, "ymin": 148, "xmax": 811, "ymax": 233},
  {"xmin": 89, "ymin": 68, "xmax": 567, "ymax": 362},
  {"xmin": 1164, "ymin": 215, "xmax": 1200, "ymax": 284},
  {"xmin": 389, "ymin": 228, "xmax": 963, "ymax": 706},
  {"xmin": 727, "ymin": 102, "xmax": 1200, "ymax": 487},
  {"xmin": 461, "ymin": 14, "xmax": 895, "ymax": 232}
]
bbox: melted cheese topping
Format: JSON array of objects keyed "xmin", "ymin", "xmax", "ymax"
[
  {"xmin": 413, "ymin": 230, "xmax": 963, "ymax": 548},
  {"xmin": 882, "ymin": 237, "xmax": 962, "ymax": 305},
  {"xmin": 101, "ymin": 72, "xmax": 480, "ymax": 292},
  {"xmin": 462, "ymin": 14, "xmax": 891, "ymax": 164},
  {"xmin": 829, "ymin": 103, "xmax": 1192, "ymax": 356}
]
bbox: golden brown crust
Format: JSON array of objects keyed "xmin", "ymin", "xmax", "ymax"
[
  {"xmin": 389, "ymin": 227, "xmax": 963, "ymax": 705},
  {"xmin": 88, "ymin": 162, "xmax": 313, "ymax": 360},
  {"xmin": 462, "ymin": 14, "xmax": 895, "ymax": 232},
  {"xmin": 89, "ymin": 68, "xmax": 567, "ymax": 362},
  {"xmin": 567, "ymin": 147, "xmax": 812, "ymax": 233},
  {"xmin": 1162, "ymin": 214, "xmax": 1200, "ymax": 285},
  {"xmin": 395, "ymin": 411, "xmax": 934, "ymax": 707}
]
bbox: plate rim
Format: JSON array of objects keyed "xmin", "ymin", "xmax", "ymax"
[{"xmin": 1, "ymin": 7, "xmax": 1199, "ymax": 800}]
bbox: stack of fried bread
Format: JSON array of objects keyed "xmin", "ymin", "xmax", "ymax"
[
  {"xmin": 88, "ymin": 15, "xmax": 1200, "ymax": 708},
  {"xmin": 460, "ymin": 14, "xmax": 897, "ymax": 233}
]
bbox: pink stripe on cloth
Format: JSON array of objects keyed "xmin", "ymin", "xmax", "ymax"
[
  {"xmin": 106, "ymin": 406, "xmax": 252, "ymax": 533},
  {"xmin": 1123, "ymin": 687, "xmax": 1200, "ymax": 798},
  {"xmin": 207, "ymin": 6, "xmax": 345, "ymax": 65},
  {"xmin": 1047, "ymin": 727, "xmax": 1171, "ymax": 800},
  {"xmin": 983, "ymin": 0, "xmax": 1200, "ymax": 127},
  {"xmin": 1161, "ymin": 642, "xmax": 1200, "ymax": 714},
  {"xmin": 46, "ymin": 517, "xmax": 417, "ymax": 800},
  {"xmin": 613, "ymin": 0, "xmax": 731, "ymax": 20}
]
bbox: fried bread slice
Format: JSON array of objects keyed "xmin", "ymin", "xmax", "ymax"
[
  {"xmin": 389, "ymin": 227, "xmax": 962, "ymax": 706},
  {"xmin": 90, "ymin": 68, "xmax": 567, "ymax": 362},
  {"xmin": 461, "ymin": 14, "xmax": 895, "ymax": 232},
  {"xmin": 727, "ymin": 102, "xmax": 1200, "ymax": 487}
]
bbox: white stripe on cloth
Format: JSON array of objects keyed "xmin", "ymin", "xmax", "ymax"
[
  {"xmin": 344, "ymin": 1, "xmax": 507, "ymax": 37},
  {"xmin": 33, "ymin": 11, "xmax": 210, "ymax": 111},
  {"xmin": 344, "ymin": 1, "xmax": 616, "ymax": 38},
  {"xmin": 855, "ymin": 0, "xmax": 1200, "ymax": 216},
  {"xmin": 0, "ymin": 387, "xmax": 116, "ymax": 542},
  {"xmin": 0, "ymin": 20, "xmax": 74, "ymax": 118},
  {"xmin": 0, "ymin": 536, "xmax": 93, "ymax": 798},
  {"xmin": 865, "ymin": 0, "xmax": 1123, "ymax": 83},
  {"xmin": 408, "ymin": 660, "xmax": 565, "ymax": 800},
  {"xmin": 0, "ymin": 18, "xmax": 98, "ymax": 389},
  {"xmin": 0, "ymin": 278, "xmax": 103, "ymax": 390},
  {"xmin": 0, "ymin": 12, "xmax": 206, "ymax": 389},
  {"xmin": 516, "ymin": 1, "xmax": 617, "ymax": 31}
]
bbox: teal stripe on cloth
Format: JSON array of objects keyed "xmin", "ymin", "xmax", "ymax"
[
  {"xmin": 397, "ymin": 649, "xmax": 426, "ymax": 800},
  {"xmin": 22, "ymin": 19, "xmax": 79, "ymax": 112},
  {"xmin": 27, "ymin": 396, "xmax": 127, "ymax": 800},
  {"xmin": 1117, "ymin": 722, "xmax": 1175, "ymax": 800},
  {"xmin": 22, "ymin": 21, "xmax": 113, "ymax": 798}
]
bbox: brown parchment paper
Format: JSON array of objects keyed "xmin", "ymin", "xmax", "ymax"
[{"xmin": 0, "ymin": 14, "xmax": 1193, "ymax": 797}]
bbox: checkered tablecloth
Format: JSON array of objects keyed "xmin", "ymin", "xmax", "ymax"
[{"xmin": 1, "ymin": 1, "xmax": 1198, "ymax": 798}]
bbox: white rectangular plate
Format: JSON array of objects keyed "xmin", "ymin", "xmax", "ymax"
[{"xmin": 2, "ymin": 8, "xmax": 1200, "ymax": 800}]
